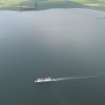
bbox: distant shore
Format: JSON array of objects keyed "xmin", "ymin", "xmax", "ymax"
[{"xmin": 0, "ymin": 0, "xmax": 104, "ymax": 11}]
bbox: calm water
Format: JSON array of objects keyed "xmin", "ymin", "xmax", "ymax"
[{"xmin": 0, "ymin": 8, "xmax": 105, "ymax": 105}]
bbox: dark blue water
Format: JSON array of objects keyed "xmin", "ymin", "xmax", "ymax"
[{"xmin": 0, "ymin": 8, "xmax": 105, "ymax": 105}]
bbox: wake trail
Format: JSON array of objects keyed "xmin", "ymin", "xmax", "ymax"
[
  {"xmin": 53, "ymin": 76, "xmax": 96, "ymax": 82},
  {"xmin": 33, "ymin": 72, "xmax": 105, "ymax": 84},
  {"xmin": 52, "ymin": 73, "xmax": 105, "ymax": 82}
]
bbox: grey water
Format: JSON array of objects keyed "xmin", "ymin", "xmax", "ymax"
[{"xmin": 0, "ymin": 8, "xmax": 105, "ymax": 105}]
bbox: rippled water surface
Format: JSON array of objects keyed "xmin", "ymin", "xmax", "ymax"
[{"xmin": 0, "ymin": 8, "xmax": 105, "ymax": 105}]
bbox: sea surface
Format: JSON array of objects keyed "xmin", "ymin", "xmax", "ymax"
[{"xmin": 0, "ymin": 8, "xmax": 105, "ymax": 105}]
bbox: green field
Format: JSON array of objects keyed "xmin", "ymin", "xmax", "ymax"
[{"xmin": 0, "ymin": 0, "xmax": 105, "ymax": 11}]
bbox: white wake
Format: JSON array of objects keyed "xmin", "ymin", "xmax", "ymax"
[
  {"xmin": 52, "ymin": 75, "xmax": 98, "ymax": 82},
  {"xmin": 34, "ymin": 73, "xmax": 104, "ymax": 83},
  {"xmin": 54, "ymin": 72, "xmax": 105, "ymax": 82}
]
